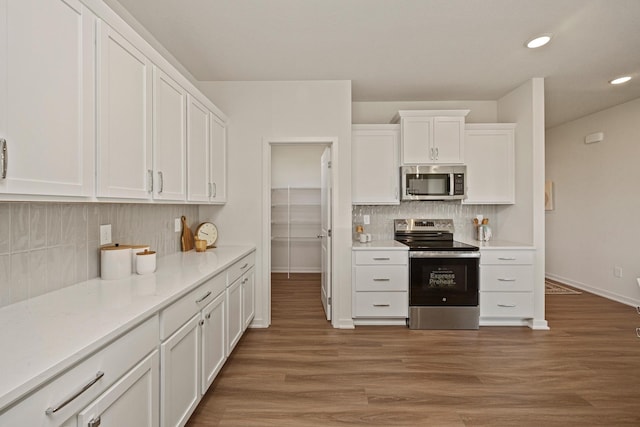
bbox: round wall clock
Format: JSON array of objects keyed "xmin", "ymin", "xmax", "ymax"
[{"xmin": 195, "ymin": 222, "xmax": 218, "ymax": 248}]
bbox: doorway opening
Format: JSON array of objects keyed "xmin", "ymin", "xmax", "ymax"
[{"xmin": 263, "ymin": 138, "xmax": 334, "ymax": 327}]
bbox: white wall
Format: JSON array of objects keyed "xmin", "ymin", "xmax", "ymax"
[
  {"xmin": 497, "ymin": 78, "xmax": 548, "ymax": 329},
  {"xmin": 197, "ymin": 80, "xmax": 353, "ymax": 328},
  {"xmin": 352, "ymin": 100, "xmax": 498, "ymax": 124},
  {"xmin": 546, "ymin": 97, "xmax": 640, "ymax": 306},
  {"xmin": 271, "ymin": 145, "xmax": 325, "ymax": 188}
]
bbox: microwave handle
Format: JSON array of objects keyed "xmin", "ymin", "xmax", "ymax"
[{"xmin": 449, "ymin": 173, "xmax": 454, "ymax": 196}]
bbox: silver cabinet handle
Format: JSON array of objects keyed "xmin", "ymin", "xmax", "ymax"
[
  {"xmin": 45, "ymin": 371, "xmax": 104, "ymax": 415},
  {"xmin": 242, "ymin": 278, "xmax": 248, "ymax": 284},
  {"xmin": 0, "ymin": 139, "xmax": 7, "ymax": 179},
  {"xmin": 199, "ymin": 319, "xmax": 205, "ymax": 326},
  {"xmin": 372, "ymin": 257, "xmax": 390, "ymax": 261},
  {"xmin": 147, "ymin": 169, "xmax": 153, "ymax": 193},
  {"xmin": 498, "ymin": 278, "xmax": 516, "ymax": 282},
  {"xmin": 212, "ymin": 182, "xmax": 217, "ymax": 197},
  {"xmin": 435, "ymin": 147, "xmax": 439, "ymax": 160},
  {"xmin": 208, "ymin": 182, "xmax": 213, "ymax": 198},
  {"xmin": 196, "ymin": 291, "xmax": 212, "ymax": 303},
  {"xmin": 429, "ymin": 147, "xmax": 434, "ymax": 160},
  {"xmin": 373, "ymin": 304, "xmax": 390, "ymax": 307},
  {"xmin": 206, "ymin": 313, "xmax": 211, "ymax": 319},
  {"xmin": 240, "ymin": 263, "xmax": 248, "ymax": 270},
  {"xmin": 498, "ymin": 257, "xmax": 517, "ymax": 261},
  {"xmin": 497, "ymin": 304, "xmax": 516, "ymax": 308},
  {"xmin": 373, "ymin": 278, "xmax": 390, "ymax": 282},
  {"xmin": 88, "ymin": 416, "xmax": 102, "ymax": 427},
  {"xmin": 157, "ymin": 171, "xmax": 164, "ymax": 194}
]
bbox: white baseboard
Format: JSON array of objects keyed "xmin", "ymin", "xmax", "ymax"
[{"xmin": 545, "ymin": 273, "xmax": 640, "ymax": 307}]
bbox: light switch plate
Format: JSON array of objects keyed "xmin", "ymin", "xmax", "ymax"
[
  {"xmin": 174, "ymin": 218, "xmax": 181, "ymax": 233},
  {"xmin": 363, "ymin": 215, "xmax": 370, "ymax": 225},
  {"xmin": 100, "ymin": 224, "xmax": 112, "ymax": 246}
]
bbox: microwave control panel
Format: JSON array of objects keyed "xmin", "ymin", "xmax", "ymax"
[{"xmin": 453, "ymin": 173, "xmax": 465, "ymax": 195}]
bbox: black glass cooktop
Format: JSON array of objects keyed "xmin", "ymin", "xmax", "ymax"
[{"xmin": 396, "ymin": 239, "xmax": 479, "ymax": 251}]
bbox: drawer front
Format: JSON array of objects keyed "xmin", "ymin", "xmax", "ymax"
[
  {"xmin": 354, "ymin": 291, "xmax": 408, "ymax": 318},
  {"xmin": 354, "ymin": 265, "xmax": 407, "ymax": 292},
  {"xmin": 480, "ymin": 292, "xmax": 533, "ymax": 318},
  {"xmin": 227, "ymin": 252, "xmax": 256, "ymax": 285},
  {"xmin": 160, "ymin": 272, "xmax": 226, "ymax": 340},
  {"xmin": 480, "ymin": 250, "xmax": 534, "ymax": 265},
  {"xmin": 481, "ymin": 265, "xmax": 534, "ymax": 292},
  {"xmin": 354, "ymin": 250, "xmax": 407, "ymax": 266},
  {"xmin": 0, "ymin": 315, "xmax": 158, "ymax": 426}
]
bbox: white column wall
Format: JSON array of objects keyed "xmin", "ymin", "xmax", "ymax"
[{"xmin": 197, "ymin": 81, "xmax": 353, "ymax": 329}]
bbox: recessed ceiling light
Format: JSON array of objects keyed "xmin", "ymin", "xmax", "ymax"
[
  {"xmin": 609, "ymin": 76, "xmax": 632, "ymax": 85},
  {"xmin": 526, "ymin": 34, "xmax": 552, "ymax": 49}
]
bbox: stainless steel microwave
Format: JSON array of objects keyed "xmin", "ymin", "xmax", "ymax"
[{"xmin": 401, "ymin": 165, "xmax": 466, "ymax": 201}]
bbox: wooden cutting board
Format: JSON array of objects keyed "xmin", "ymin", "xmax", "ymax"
[{"xmin": 181, "ymin": 216, "xmax": 195, "ymax": 251}]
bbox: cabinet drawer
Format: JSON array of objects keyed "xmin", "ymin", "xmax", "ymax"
[
  {"xmin": 354, "ymin": 251, "xmax": 407, "ymax": 266},
  {"xmin": 354, "ymin": 266, "xmax": 407, "ymax": 291},
  {"xmin": 160, "ymin": 273, "xmax": 225, "ymax": 340},
  {"xmin": 354, "ymin": 292, "xmax": 408, "ymax": 318},
  {"xmin": 480, "ymin": 292, "xmax": 533, "ymax": 318},
  {"xmin": 227, "ymin": 252, "xmax": 256, "ymax": 284},
  {"xmin": 480, "ymin": 265, "xmax": 534, "ymax": 292},
  {"xmin": 480, "ymin": 250, "xmax": 534, "ymax": 265},
  {"xmin": 0, "ymin": 315, "xmax": 158, "ymax": 426}
]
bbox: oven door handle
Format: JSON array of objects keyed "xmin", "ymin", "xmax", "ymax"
[{"xmin": 409, "ymin": 251, "xmax": 480, "ymax": 259}]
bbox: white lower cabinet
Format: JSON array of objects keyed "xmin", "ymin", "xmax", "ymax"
[
  {"xmin": 159, "ymin": 273, "xmax": 226, "ymax": 427},
  {"xmin": 77, "ymin": 350, "xmax": 159, "ymax": 427},
  {"xmin": 201, "ymin": 293, "xmax": 226, "ymax": 394},
  {"xmin": 480, "ymin": 248, "xmax": 535, "ymax": 324},
  {"xmin": 225, "ymin": 279, "xmax": 243, "ymax": 357},
  {"xmin": 352, "ymin": 248, "xmax": 408, "ymax": 324},
  {"xmin": 0, "ymin": 315, "xmax": 158, "ymax": 427}
]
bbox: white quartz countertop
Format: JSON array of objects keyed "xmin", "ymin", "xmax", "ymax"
[
  {"xmin": 352, "ymin": 240, "xmax": 408, "ymax": 250},
  {"xmin": 459, "ymin": 239, "xmax": 535, "ymax": 250},
  {"xmin": 0, "ymin": 245, "xmax": 255, "ymax": 411}
]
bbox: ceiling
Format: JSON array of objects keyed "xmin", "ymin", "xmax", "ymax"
[{"xmin": 111, "ymin": 0, "xmax": 640, "ymax": 128}]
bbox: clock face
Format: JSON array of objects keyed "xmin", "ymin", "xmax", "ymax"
[{"xmin": 196, "ymin": 222, "xmax": 218, "ymax": 247}]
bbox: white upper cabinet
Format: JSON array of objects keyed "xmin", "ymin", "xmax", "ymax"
[
  {"xmin": 96, "ymin": 21, "xmax": 153, "ymax": 199},
  {"xmin": 463, "ymin": 124, "xmax": 516, "ymax": 205},
  {"xmin": 187, "ymin": 95, "xmax": 211, "ymax": 202},
  {"xmin": 0, "ymin": 0, "xmax": 95, "ymax": 197},
  {"xmin": 186, "ymin": 96, "xmax": 227, "ymax": 204},
  {"xmin": 352, "ymin": 124, "xmax": 400, "ymax": 205},
  {"xmin": 393, "ymin": 110, "xmax": 469, "ymax": 165},
  {"xmin": 153, "ymin": 67, "xmax": 186, "ymax": 201},
  {"xmin": 210, "ymin": 113, "xmax": 227, "ymax": 204}
]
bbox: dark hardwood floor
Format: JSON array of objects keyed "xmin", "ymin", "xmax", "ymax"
[{"xmin": 187, "ymin": 273, "xmax": 640, "ymax": 426}]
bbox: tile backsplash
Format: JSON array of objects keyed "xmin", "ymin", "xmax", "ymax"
[
  {"xmin": 0, "ymin": 202, "xmax": 199, "ymax": 308},
  {"xmin": 352, "ymin": 201, "xmax": 498, "ymax": 242}
]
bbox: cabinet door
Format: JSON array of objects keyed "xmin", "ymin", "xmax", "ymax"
[
  {"xmin": 226, "ymin": 278, "xmax": 243, "ymax": 356},
  {"xmin": 97, "ymin": 22, "xmax": 152, "ymax": 199},
  {"xmin": 153, "ymin": 68, "xmax": 186, "ymax": 201},
  {"xmin": 464, "ymin": 126, "xmax": 515, "ymax": 204},
  {"xmin": 186, "ymin": 95, "xmax": 211, "ymax": 202},
  {"xmin": 210, "ymin": 113, "xmax": 227, "ymax": 203},
  {"xmin": 242, "ymin": 267, "xmax": 255, "ymax": 330},
  {"xmin": 161, "ymin": 314, "xmax": 200, "ymax": 427},
  {"xmin": 77, "ymin": 350, "xmax": 159, "ymax": 427},
  {"xmin": 0, "ymin": 0, "xmax": 95, "ymax": 196},
  {"xmin": 352, "ymin": 127, "xmax": 399, "ymax": 205},
  {"xmin": 201, "ymin": 293, "xmax": 226, "ymax": 394},
  {"xmin": 401, "ymin": 116, "xmax": 432, "ymax": 164},
  {"xmin": 433, "ymin": 117, "xmax": 464, "ymax": 163}
]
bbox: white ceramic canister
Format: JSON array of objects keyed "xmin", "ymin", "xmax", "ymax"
[
  {"xmin": 136, "ymin": 250, "xmax": 157, "ymax": 275},
  {"xmin": 129, "ymin": 245, "xmax": 150, "ymax": 273},
  {"xmin": 101, "ymin": 245, "xmax": 133, "ymax": 280}
]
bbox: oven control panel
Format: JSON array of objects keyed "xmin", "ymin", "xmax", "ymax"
[{"xmin": 394, "ymin": 219, "xmax": 454, "ymax": 233}]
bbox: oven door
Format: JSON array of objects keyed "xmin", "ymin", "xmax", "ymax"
[{"xmin": 409, "ymin": 252, "xmax": 479, "ymax": 306}]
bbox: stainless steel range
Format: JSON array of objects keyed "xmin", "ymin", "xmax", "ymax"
[{"xmin": 394, "ymin": 219, "xmax": 480, "ymax": 330}]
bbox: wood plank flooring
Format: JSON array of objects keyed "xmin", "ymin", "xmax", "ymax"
[{"xmin": 187, "ymin": 273, "xmax": 640, "ymax": 426}]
